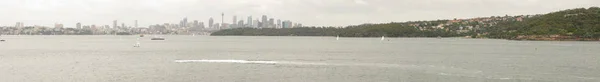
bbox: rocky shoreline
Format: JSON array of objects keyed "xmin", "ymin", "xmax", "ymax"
[{"xmin": 508, "ymin": 35, "xmax": 600, "ymax": 41}]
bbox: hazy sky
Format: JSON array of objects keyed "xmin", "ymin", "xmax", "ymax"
[{"xmin": 1, "ymin": 0, "xmax": 598, "ymax": 27}]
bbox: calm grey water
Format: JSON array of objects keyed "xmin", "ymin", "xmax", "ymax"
[{"xmin": 0, "ymin": 35, "xmax": 598, "ymax": 82}]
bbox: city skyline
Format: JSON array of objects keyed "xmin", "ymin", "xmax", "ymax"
[
  {"xmin": 0, "ymin": 0, "xmax": 598, "ymax": 27},
  {"xmin": 3, "ymin": 14, "xmax": 301, "ymax": 29}
]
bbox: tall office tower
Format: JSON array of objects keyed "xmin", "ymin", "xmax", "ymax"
[
  {"xmin": 199, "ymin": 22, "xmax": 205, "ymax": 28},
  {"xmin": 269, "ymin": 18, "xmax": 275, "ymax": 28},
  {"xmin": 282, "ymin": 20, "xmax": 293, "ymax": 28},
  {"xmin": 15, "ymin": 22, "xmax": 19, "ymax": 28},
  {"xmin": 121, "ymin": 23, "xmax": 125, "ymax": 29},
  {"xmin": 76, "ymin": 22, "xmax": 82, "ymax": 29},
  {"xmin": 261, "ymin": 15, "xmax": 267, "ymax": 28},
  {"xmin": 253, "ymin": 20, "xmax": 260, "ymax": 28},
  {"xmin": 113, "ymin": 20, "xmax": 118, "ymax": 28},
  {"xmin": 247, "ymin": 16, "xmax": 252, "ymax": 27},
  {"xmin": 238, "ymin": 20, "xmax": 244, "ymax": 28},
  {"xmin": 15, "ymin": 22, "xmax": 20, "ymax": 28},
  {"xmin": 135, "ymin": 20, "xmax": 138, "ymax": 28},
  {"xmin": 209, "ymin": 18, "xmax": 214, "ymax": 28},
  {"xmin": 277, "ymin": 19, "xmax": 281, "ymax": 28},
  {"xmin": 15, "ymin": 22, "xmax": 23, "ymax": 28},
  {"xmin": 182, "ymin": 18, "xmax": 188, "ymax": 27},
  {"xmin": 193, "ymin": 20, "xmax": 199, "ymax": 28},
  {"xmin": 214, "ymin": 23, "xmax": 220, "ymax": 28},
  {"xmin": 233, "ymin": 15, "xmax": 237, "ymax": 25}
]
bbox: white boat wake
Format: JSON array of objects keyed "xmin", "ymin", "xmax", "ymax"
[{"xmin": 174, "ymin": 60, "xmax": 278, "ymax": 64}]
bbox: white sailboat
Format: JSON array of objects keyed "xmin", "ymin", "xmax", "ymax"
[
  {"xmin": 381, "ymin": 36, "xmax": 385, "ymax": 41},
  {"xmin": 336, "ymin": 35, "xmax": 340, "ymax": 40},
  {"xmin": 134, "ymin": 38, "xmax": 141, "ymax": 47},
  {"xmin": 0, "ymin": 34, "xmax": 4, "ymax": 42}
]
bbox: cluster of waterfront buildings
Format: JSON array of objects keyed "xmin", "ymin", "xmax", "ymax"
[
  {"xmin": 0, "ymin": 14, "xmax": 304, "ymax": 35},
  {"xmin": 404, "ymin": 15, "xmax": 537, "ymax": 33}
]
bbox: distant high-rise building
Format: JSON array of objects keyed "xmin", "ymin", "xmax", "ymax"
[
  {"xmin": 233, "ymin": 15, "xmax": 237, "ymax": 25},
  {"xmin": 76, "ymin": 23, "xmax": 82, "ymax": 29},
  {"xmin": 277, "ymin": 19, "xmax": 282, "ymax": 28},
  {"xmin": 269, "ymin": 18, "xmax": 275, "ymax": 28},
  {"xmin": 121, "ymin": 23, "xmax": 125, "ymax": 29},
  {"xmin": 135, "ymin": 20, "xmax": 138, "ymax": 28},
  {"xmin": 261, "ymin": 15, "xmax": 268, "ymax": 28},
  {"xmin": 15, "ymin": 22, "xmax": 20, "ymax": 28},
  {"xmin": 282, "ymin": 20, "xmax": 293, "ymax": 28},
  {"xmin": 247, "ymin": 16, "xmax": 252, "ymax": 27},
  {"xmin": 15, "ymin": 22, "xmax": 19, "ymax": 28},
  {"xmin": 113, "ymin": 20, "xmax": 118, "ymax": 28},
  {"xmin": 214, "ymin": 23, "xmax": 220, "ymax": 28},
  {"xmin": 199, "ymin": 22, "xmax": 205, "ymax": 28},
  {"xmin": 238, "ymin": 20, "xmax": 244, "ymax": 28},
  {"xmin": 253, "ymin": 20, "xmax": 260, "ymax": 28},
  {"xmin": 15, "ymin": 22, "xmax": 24, "ymax": 28},
  {"xmin": 182, "ymin": 18, "xmax": 188, "ymax": 27},
  {"xmin": 193, "ymin": 20, "xmax": 199, "ymax": 28},
  {"xmin": 209, "ymin": 18, "xmax": 214, "ymax": 28}
]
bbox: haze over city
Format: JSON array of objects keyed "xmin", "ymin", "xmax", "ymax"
[{"xmin": 0, "ymin": 0, "xmax": 599, "ymax": 27}]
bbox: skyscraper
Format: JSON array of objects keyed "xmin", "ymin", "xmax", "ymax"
[
  {"xmin": 269, "ymin": 18, "xmax": 275, "ymax": 28},
  {"xmin": 238, "ymin": 20, "xmax": 244, "ymax": 28},
  {"xmin": 233, "ymin": 15, "xmax": 237, "ymax": 25},
  {"xmin": 121, "ymin": 23, "xmax": 125, "ymax": 28},
  {"xmin": 113, "ymin": 20, "xmax": 118, "ymax": 28},
  {"xmin": 209, "ymin": 18, "xmax": 214, "ymax": 28},
  {"xmin": 193, "ymin": 20, "xmax": 199, "ymax": 28},
  {"xmin": 135, "ymin": 20, "xmax": 138, "ymax": 28},
  {"xmin": 15, "ymin": 22, "xmax": 20, "ymax": 28},
  {"xmin": 261, "ymin": 15, "xmax": 267, "ymax": 28},
  {"xmin": 277, "ymin": 19, "xmax": 281, "ymax": 28},
  {"xmin": 282, "ymin": 20, "xmax": 293, "ymax": 28},
  {"xmin": 247, "ymin": 16, "xmax": 252, "ymax": 27},
  {"xmin": 76, "ymin": 22, "xmax": 82, "ymax": 29},
  {"xmin": 199, "ymin": 22, "xmax": 205, "ymax": 28},
  {"xmin": 253, "ymin": 20, "xmax": 259, "ymax": 28},
  {"xmin": 182, "ymin": 18, "xmax": 188, "ymax": 27}
]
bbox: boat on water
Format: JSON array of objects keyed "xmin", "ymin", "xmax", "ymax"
[
  {"xmin": 0, "ymin": 34, "xmax": 4, "ymax": 42},
  {"xmin": 151, "ymin": 36, "xmax": 165, "ymax": 40},
  {"xmin": 381, "ymin": 36, "xmax": 385, "ymax": 41},
  {"xmin": 134, "ymin": 38, "xmax": 141, "ymax": 47},
  {"xmin": 151, "ymin": 38, "xmax": 165, "ymax": 40},
  {"xmin": 140, "ymin": 34, "xmax": 145, "ymax": 37},
  {"xmin": 336, "ymin": 35, "xmax": 340, "ymax": 40}
]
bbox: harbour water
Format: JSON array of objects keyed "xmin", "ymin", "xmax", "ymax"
[{"xmin": 0, "ymin": 35, "xmax": 598, "ymax": 82}]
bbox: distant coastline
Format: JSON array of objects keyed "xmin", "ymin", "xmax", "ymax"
[{"xmin": 211, "ymin": 7, "xmax": 600, "ymax": 41}]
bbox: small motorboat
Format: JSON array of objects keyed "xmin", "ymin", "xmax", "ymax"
[
  {"xmin": 151, "ymin": 37, "xmax": 165, "ymax": 40},
  {"xmin": 140, "ymin": 34, "xmax": 145, "ymax": 37},
  {"xmin": 0, "ymin": 40, "xmax": 5, "ymax": 42}
]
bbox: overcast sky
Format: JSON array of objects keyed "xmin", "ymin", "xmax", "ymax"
[{"xmin": 0, "ymin": 0, "xmax": 598, "ymax": 27}]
